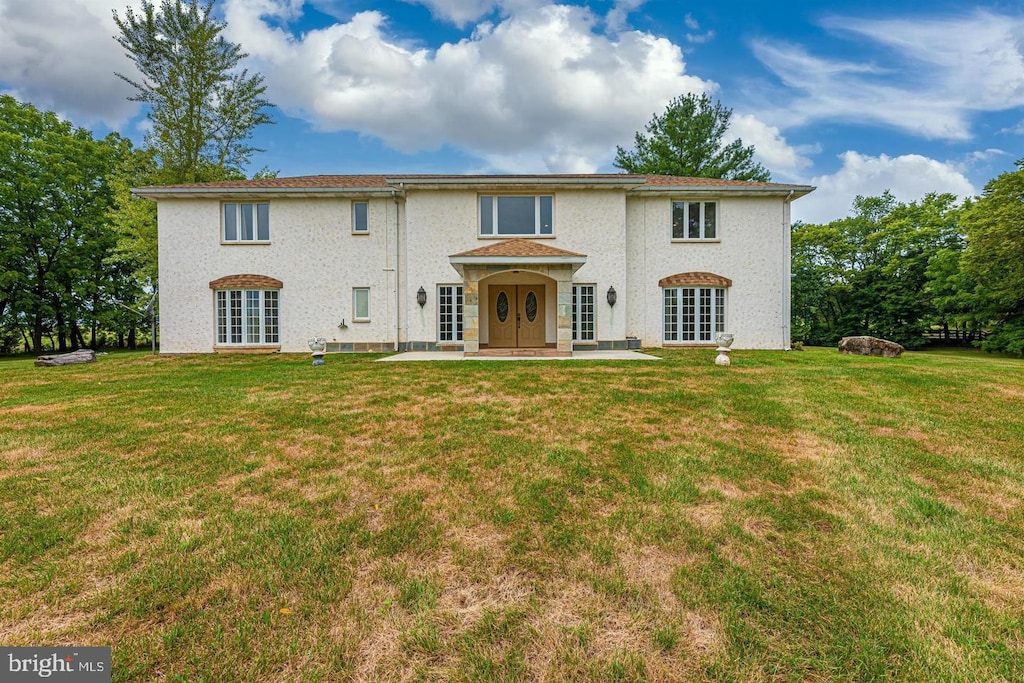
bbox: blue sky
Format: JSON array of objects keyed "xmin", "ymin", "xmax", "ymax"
[{"xmin": 1, "ymin": 0, "xmax": 1022, "ymax": 223}]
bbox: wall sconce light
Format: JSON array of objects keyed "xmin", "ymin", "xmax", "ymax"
[
  {"xmin": 417, "ymin": 286, "xmax": 427, "ymax": 307},
  {"xmin": 607, "ymin": 285, "xmax": 617, "ymax": 307}
]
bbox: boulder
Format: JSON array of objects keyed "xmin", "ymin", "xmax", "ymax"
[
  {"xmin": 838, "ymin": 336, "xmax": 904, "ymax": 358},
  {"xmin": 35, "ymin": 349, "xmax": 97, "ymax": 367}
]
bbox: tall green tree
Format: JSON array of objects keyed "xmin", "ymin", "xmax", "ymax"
[
  {"xmin": 113, "ymin": 0, "xmax": 274, "ymax": 183},
  {"xmin": 791, "ymin": 192, "xmax": 963, "ymax": 347},
  {"xmin": 0, "ymin": 96, "xmax": 123, "ymax": 353},
  {"xmin": 960, "ymin": 161, "xmax": 1024, "ymax": 355},
  {"xmin": 614, "ymin": 93, "xmax": 771, "ymax": 181}
]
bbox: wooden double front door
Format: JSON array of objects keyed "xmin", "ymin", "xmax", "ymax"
[{"xmin": 488, "ymin": 285, "xmax": 545, "ymax": 348}]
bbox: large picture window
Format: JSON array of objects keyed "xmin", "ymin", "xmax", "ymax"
[
  {"xmin": 572, "ymin": 284, "xmax": 595, "ymax": 341},
  {"xmin": 671, "ymin": 201, "xmax": 716, "ymax": 240},
  {"xmin": 223, "ymin": 203, "xmax": 270, "ymax": 242},
  {"xmin": 663, "ymin": 287, "xmax": 725, "ymax": 342},
  {"xmin": 216, "ymin": 289, "xmax": 279, "ymax": 344},
  {"xmin": 480, "ymin": 195, "xmax": 554, "ymax": 236},
  {"xmin": 438, "ymin": 285, "xmax": 464, "ymax": 342}
]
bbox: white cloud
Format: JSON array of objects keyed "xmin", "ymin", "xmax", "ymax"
[
  {"xmin": 0, "ymin": 0, "xmax": 140, "ymax": 126},
  {"xmin": 682, "ymin": 13, "xmax": 714, "ymax": 44},
  {"xmin": 752, "ymin": 10, "xmax": 1024, "ymax": 141},
  {"xmin": 404, "ymin": 0, "xmax": 500, "ymax": 27},
  {"xmin": 224, "ymin": 0, "xmax": 710, "ymax": 172},
  {"xmin": 727, "ymin": 114, "xmax": 810, "ymax": 180},
  {"xmin": 606, "ymin": 0, "xmax": 646, "ymax": 34},
  {"xmin": 1000, "ymin": 120, "xmax": 1024, "ymax": 135},
  {"xmin": 793, "ymin": 152, "xmax": 977, "ymax": 224}
]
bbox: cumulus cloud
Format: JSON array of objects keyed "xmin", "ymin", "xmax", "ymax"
[
  {"xmin": 404, "ymin": 0, "xmax": 500, "ymax": 27},
  {"xmin": 752, "ymin": 10, "xmax": 1024, "ymax": 140},
  {"xmin": 223, "ymin": 0, "xmax": 710, "ymax": 172},
  {"xmin": 727, "ymin": 114, "xmax": 810, "ymax": 180},
  {"xmin": 606, "ymin": 0, "xmax": 646, "ymax": 34},
  {"xmin": 792, "ymin": 152, "xmax": 977, "ymax": 224},
  {"xmin": 0, "ymin": 0, "xmax": 142, "ymax": 126}
]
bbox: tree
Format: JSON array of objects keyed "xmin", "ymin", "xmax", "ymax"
[
  {"xmin": 790, "ymin": 192, "xmax": 963, "ymax": 348},
  {"xmin": 0, "ymin": 96, "xmax": 122, "ymax": 353},
  {"xmin": 113, "ymin": 0, "xmax": 273, "ymax": 183},
  {"xmin": 960, "ymin": 161, "xmax": 1024, "ymax": 355},
  {"xmin": 614, "ymin": 93, "xmax": 771, "ymax": 181}
]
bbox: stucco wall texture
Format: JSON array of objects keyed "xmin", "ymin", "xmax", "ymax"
[{"xmin": 157, "ymin": 187, "xmax": 795, "ymax": 353}]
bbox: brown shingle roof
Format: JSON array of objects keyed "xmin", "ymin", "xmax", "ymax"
[
  {"xmin": 640, "ymin": 175, "xmax": 793, "ymax": 188},
  {"xmin": 138, "ymin": 175, "xmax": 390, "ymax": 190},
  {"xmin": 136, "ymin": 173, "xmax": 809, "ymax": 191},
  {"xmin": 452, "ymin": 239, "xmax": 585, "ymax": 258},
  {"xmin": 209, "ymin": 274, "xmax": 283, "ymax": 290},
  {"xmin": 658, "ymin": 272, "xmax": 732, "ymax": 288}
]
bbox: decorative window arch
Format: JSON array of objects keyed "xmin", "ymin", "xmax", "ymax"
[
  {"xmin": 658, "ymin": 272, "xmax": 732, "ymax": 288},
  {"xmin": 209, "ymin": 274, "xmax": 283, "ymax": 290}
]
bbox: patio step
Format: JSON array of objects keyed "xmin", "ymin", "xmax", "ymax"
[{"xmin": 469, "ymin": 348, "xmax": 571, "ymax": 358}]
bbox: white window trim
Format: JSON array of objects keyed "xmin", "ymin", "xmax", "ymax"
[
  {"xmin": 352, "ymin": 201, "xmax": 369, "ymax": 234},
  {"xmin": 437, "ymin": 284, "xmax": 464, "ymax": 343},
  {"xmin": 353, "ymin": 287, "xmax": 371, "ymax": 322},
  {"xmin": 214, "ymin": 289, "xmax": 279, "ymax": 346},
  {"xmin": 663, "ymin": 286, "xmax": 726, "ymax": 343},
  {"xmin": 572, "ymin": 284, "xmax": 596, "ymax": 342},
  {"xmin": 222, "ymin": 202, "xmax": 270, "ymax": 244},
  {"xmin": 670, "ymin": 200, "xmax": 719, "ymax": 242},
  {"xmin": 479, "ymin": 195, "xmax": 555, "ymax": 237}
]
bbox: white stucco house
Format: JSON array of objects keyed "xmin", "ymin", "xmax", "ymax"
[{"xmin": 133, "ymin": 174, "xmax": 814, "ymax": 356}]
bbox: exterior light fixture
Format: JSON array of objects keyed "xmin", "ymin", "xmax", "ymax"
[
  {"xmin": 606, "ymin": 285, "xmax": 617, "ymax": 307},
  {"xmin": 417, "ymin": 286, "xmax": 427, "ymax": 307}
]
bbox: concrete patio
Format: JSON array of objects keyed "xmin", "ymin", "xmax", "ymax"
[{"xmin": 376, "ymin": 350, "xmax": 661, "ymax": 362}]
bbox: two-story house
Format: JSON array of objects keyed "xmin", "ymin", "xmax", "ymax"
[{"xmin": 134, "ymin": 174, "xmax": 814, "ymax": 355}]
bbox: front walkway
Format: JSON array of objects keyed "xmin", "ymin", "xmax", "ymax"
[{"xmin": 377, "ymin": 350, "xmax": 661, "ymax": 362}]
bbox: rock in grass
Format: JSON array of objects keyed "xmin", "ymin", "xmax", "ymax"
[
  {"xmin": 34, "ymin": 349, "xmax": 97, "ymax": 367},
  {"xmin": 838, "ymin": 336, "xmax": 904, "ymax": 358}
]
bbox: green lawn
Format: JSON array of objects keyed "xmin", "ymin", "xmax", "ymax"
[{"xmin": 1, "ymin": 348, "xmax": 1022, "ymax": 682}]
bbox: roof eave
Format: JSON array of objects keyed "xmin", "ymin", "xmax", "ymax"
[
  {"xmin": 449, "ymin": 255, "xmax": 589, "ymax": 266},
  {"xmin": 629, "ymin": 185, "xmax": 816, "ymax": 199},
  {"xmin": 130, "ymin": 186, "xmax": 396, "ymax": 200},
  {"xmin": 388, "ymin": 176, "xmax": 647, "ymax": 191}
]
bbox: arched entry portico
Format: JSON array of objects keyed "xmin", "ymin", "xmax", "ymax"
[{"xmin": 448, "ymin": 240, "xmax": 587, "ymax": 356}]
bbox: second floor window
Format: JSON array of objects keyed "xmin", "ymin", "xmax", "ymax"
[
  {"xmin": 223, "ymin": 202, "xmax": 269, "ymax": 242},
  {"xmin": 480, "ymin": 195, "xmax": 553, "ymax": 236},
  {"xmin": 353, "ymin": 201, "xmax": 369, "ymax": 233},
  {"xmin": 672, "ymin": 201, "xmax": 716, "ymax": 240}
]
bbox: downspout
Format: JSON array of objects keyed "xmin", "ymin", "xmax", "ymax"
[
  {"xmin": 642, "ymin": 196, "xmax": 648, "ymax": 346},
  {"xmin": 394, "ymin": 189, "xmax": 401, "ymax": 351},
  {"xmin": 384, "ymin": 193, "xmax": 391, "ymax": 350},
  {"xmin": 783, "ymin": 190, "xmax": 794, "ymax": 350}
]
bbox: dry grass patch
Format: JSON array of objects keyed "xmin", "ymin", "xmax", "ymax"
[{"xmin": 2, "ymin": 348, "xmax": 1023, "ymax": 681}]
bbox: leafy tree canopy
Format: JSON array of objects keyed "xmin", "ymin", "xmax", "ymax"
[
  {"xmin": 960, "ymin": 160, "xmax": 1024, "ymax": 354},
  {"xmin": 791, "ymin": 191, "xmax": 965, "ymax": 348},
  {"xmin": 614, "ymin": 93, "xmax": 771, "ymax": 182},
  {"xmin": 113, "ymin": 0, "xmax": 274, "ymax": 183}
]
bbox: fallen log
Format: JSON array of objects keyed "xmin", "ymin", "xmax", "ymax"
[{"xmin": 35, "ymin": 349, "xmax": 97, "ymax": 367}]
